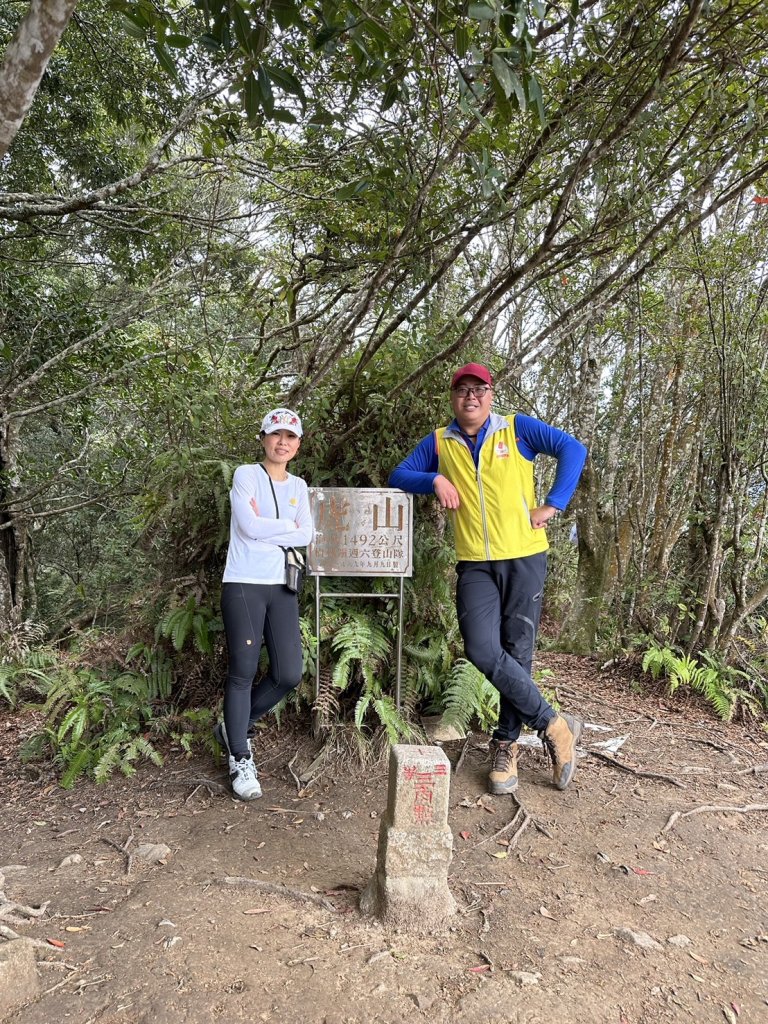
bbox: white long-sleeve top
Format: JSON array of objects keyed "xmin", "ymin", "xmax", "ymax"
[{"xmin": 222, "ymin": 464, "xmax": 313, "ymax": 585}]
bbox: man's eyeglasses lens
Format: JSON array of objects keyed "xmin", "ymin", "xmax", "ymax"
[{"xmin": 453, "ymin": 385, "xmax": 490, "ymax": 398}]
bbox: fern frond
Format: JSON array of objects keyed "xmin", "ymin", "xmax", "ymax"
[
  {"xmin": 59, "ymin": 745, "xmax": 95, "ymax": 790},
  {"xmin": 93, "ymin": 742, "xmax": 124, "ymax": 784},
  {"xmin": 354, "ymin": 693, "xmax": 372, "ymax": 730},
  {"xmin": 441, "ymin": 659, "xmax": 499, "ymax": 733},
  {"xmin": 372, "ymin": 696, "xmax": 412, "ymax": 745}
]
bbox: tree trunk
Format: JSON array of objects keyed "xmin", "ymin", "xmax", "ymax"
[
  {"xmin": 0, "ymin": 0, "xmax": 79, "ymax": 159},
  {"xmin": 0, "ymin": 414, "xmax": 28, "ymax": 627}
]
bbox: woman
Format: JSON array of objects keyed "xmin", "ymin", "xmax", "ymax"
[{"xmin": 215, "ymin": 407, "xmax": 313, "ymax": 800}]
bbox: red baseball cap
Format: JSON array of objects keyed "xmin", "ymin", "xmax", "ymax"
[{"xmin": 451, "ymin": 362, "xmax": 493, "ymax": 389}]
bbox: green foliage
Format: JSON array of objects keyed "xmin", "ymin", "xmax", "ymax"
[
  {"xmin": 150, "ymin": 707, "xmax": 218, "ymax": 757},
  {"xmin": 157, "ymin": 596, "xmax": 221, "ymax": 655},
  {"xmin": 33, "ymin": 660, "xmax": 163, "ymax": 788},
  {"xmin": 328, "ymin": 608, "xmax": 416, "ymax": 743},
  {"xmin": 642, "ymin": 644, "xmax": 764, "ymax": 722},
  {"xmin": 0, "ymin": 645, "xmax": 58, "ymax": 708},
  {"xmin": 125, "ymin": 642, "xmax": 174, "ymax": 700},
  {"xmin": 440, "ymin": 659, "xmax": 499, "ymax": 734},
  {"xmin": 6, "ymin": 0, "xmax": 768, "ymax": 759}
]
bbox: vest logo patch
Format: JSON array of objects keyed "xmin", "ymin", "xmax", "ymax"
[{"xmin": 495, "ymin": 441, "xmax": 510, "ymax": 458}]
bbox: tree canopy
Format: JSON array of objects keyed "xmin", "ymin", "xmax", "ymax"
[{"xmin": 1, "ymin": 0, "xmax": 768, "ymax": 781}]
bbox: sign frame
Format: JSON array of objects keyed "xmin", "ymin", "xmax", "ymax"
[{"xmin": 307, "ymin": 488, "xmax": 413, "ymax": 707}]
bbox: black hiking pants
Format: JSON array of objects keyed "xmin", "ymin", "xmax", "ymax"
[
  {"xmin": 221, "ymin": 582, "xmax": 303, "ymax": 760},
  {"xmin": 456, "ymin": 553, "xmax": 555, "ymax": 742}
]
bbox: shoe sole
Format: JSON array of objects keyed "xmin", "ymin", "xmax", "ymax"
[
  {"xmin": 488, "ymin": 778, "xmax": 519, "ymax": 795},
  {"xmin": 555, "ymin": 717, "xmax": 583, "ymax": 791},
  {"xmin": 232, "ymin": 786, "xmax": 262, "ymax": 801}
]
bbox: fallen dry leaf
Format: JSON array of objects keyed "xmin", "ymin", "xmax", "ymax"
[
  {"xmin": 467, "ymin": 964, "xmax": 491, "ymax": 974},
  {"xmin": 460, "ymin": 831, "xmax": 471, "ymax": 841},
  {"xmin": 243, "ymin": 908, "xmax": 271, "ymax": 915},
  {"xmin": 539, "ymin": 906, "xmax": 558, "ymax": 920},
  {"xmin": 46, "ymin": 939, "xmax": 66, "ymax": 949},
  {"xmin": 489, "ymin": 851, "xmax": 508, "ymax": 859}
]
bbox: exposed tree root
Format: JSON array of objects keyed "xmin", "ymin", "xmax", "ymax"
[
  {"xmin": 588, "ymin": 749, "xmax": 686, "ymax": 788},
  {"xmin": 662, "ymin": 803, "xmax": 768, "ymax": 834},
  {"xmin": 219, "ymin": 876, "xmax": 338, "ymax": 913},
  {"xmin": 100, "ymin": 834, "xmax": 134, "ymax": 875},
  {"xmin": 472, "ymin": 796, "xmax": 536, "ymax": 851}
]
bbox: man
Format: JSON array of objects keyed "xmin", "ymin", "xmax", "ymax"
[{"xmin": 389, "ymin": 363, "xmax": 587, "ymax": 795}]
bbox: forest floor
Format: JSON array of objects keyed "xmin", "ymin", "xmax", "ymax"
[{"xmin": 1, "ymin": 654, "xmax": 767, "ymax": 1024}]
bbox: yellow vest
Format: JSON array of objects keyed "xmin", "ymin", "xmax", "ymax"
[{"xmin": 436, "ymin": 414, "xmax": 549, "ymax": 561}]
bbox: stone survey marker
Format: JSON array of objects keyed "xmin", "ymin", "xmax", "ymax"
[{"xmin": 360, "ymin": 744, "xmax": 456, "ymax": 931}]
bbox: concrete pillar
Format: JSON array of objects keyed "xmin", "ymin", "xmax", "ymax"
[
  {"xmin": 360, "ymin": 744, "xmax": 456, "ymax": 932},
  {"xmin": 0, "ymin": 939, "xmax": 39, "ymax": 1018}
]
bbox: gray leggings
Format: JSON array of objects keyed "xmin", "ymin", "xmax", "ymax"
[{"xmin": 221, "ymin": 582, "xmax": 303, "ymax": 759}]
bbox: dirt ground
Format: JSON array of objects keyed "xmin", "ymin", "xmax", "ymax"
[{"xmin": 1, "ymin": 654, "xmax": 767, "ymax": 1024}]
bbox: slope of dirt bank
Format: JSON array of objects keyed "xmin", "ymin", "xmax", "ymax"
[{"xmin": 1, "ymin": 655, "xmax": 767, "ymax": 1024}]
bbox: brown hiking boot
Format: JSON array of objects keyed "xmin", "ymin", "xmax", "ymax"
[
  {"xmin": 539, "ymin": 713, "xmax": 583, "ymax": 790},
  {"xmin": 488, "ymin": 739, "xmax": 518, "ymax": 795}
]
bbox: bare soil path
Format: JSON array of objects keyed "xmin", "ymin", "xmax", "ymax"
[{"xmin": 1, "ymin": 655, "xmax": 767, "ymax": 1024}]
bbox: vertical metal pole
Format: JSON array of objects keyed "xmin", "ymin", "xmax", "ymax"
[
  {"xmin": 395, "ymin": 574, "xmax": 404, "ymax": 708},
  {"xmin": 314, "ymin": 573, "xmax": 321, "ymax": 701}
]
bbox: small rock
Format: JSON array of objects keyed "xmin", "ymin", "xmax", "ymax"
[
  {"xmin": 420, "ymin": 715, "xmax": 466, "ymax": 742},
  {"xmin": 507, "ymin": 971, "xmax": 542, "ymax": 986},
  {"xmin": 614, "ymin": 927, "xmax": 664, "ymax": 951},
  {"xmin": 53, "ymin": 853, "xmax": 83, "ymax": 872},
  {"xmin": 667, "ymin": 934, "xmax": 692, "ymax": 947},
  {"xmin": 341, "ymin": 811, "xmax": 353, "ymax": 819},
  {"xmin": 313, "ymin": 812, "xmax": 326, "ymax": 822},
  {"xmin": 134, "ymin": 843, "xmax": 172, "ymax": 865},
  {"xmin": 367, "ymin": 950, "xmax": 393, "ymax": 965},
  {"xmin": 410, "ymin": 985, "xmax": 439, "ymax": 1010}
]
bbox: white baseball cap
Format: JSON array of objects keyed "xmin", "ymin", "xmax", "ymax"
[{"xmin": 260, "ymin": 407, "xmax": 303, "ymax": 437}]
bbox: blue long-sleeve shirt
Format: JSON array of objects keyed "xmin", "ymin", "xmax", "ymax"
[{"xmin": 389, "ymin": 413, "xmax": 586, "ymax": 511}]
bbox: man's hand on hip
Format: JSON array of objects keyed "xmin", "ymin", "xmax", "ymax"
[
  {"xmin": 530, "ymin": 504, "xmax": 559, "ymax": 528},
  {"xmin": 434, "ymin": 474, "xmax": 461, "ymax": 509}
]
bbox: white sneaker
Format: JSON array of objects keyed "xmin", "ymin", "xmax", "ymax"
[{"xmin": 230, "ymin": 756, "xmax": 262, "ymax": 801}]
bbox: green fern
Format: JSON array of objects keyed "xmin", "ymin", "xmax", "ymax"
[
  {"xmin": 372, "ymin": 695, "xmax": 415, "ymax": 745},
  {"xmin": 59, "ymin": 745, "xmax": 96, "ymax": 790},
  {"xmin": 126, "ymin": 643, "xmax": 173, "ymax": 700},
  {"xmin": 642, "ymin": 643, "xmax": 761, "ymax": 722},
  {"xmin": 0, "ymin": 669, "xmax": 16, "ymax": 707},
  {"xmin": 642, "ymin": 644, "xmax": 681, "ymax": 680},
  {"xmin": 158, "ymin": 596, "xmax": 218, "ymax": 655},
  {"xmin": 330, "ymin": 616, "xmax": 391, "ymax": 692},
  {"xmin": 441, "ymin": 658, "xmax": 500, "ymax": 733},
  {"xmin": 354, "ymin": 693, "xmax": 372, "ymax": 730}
]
